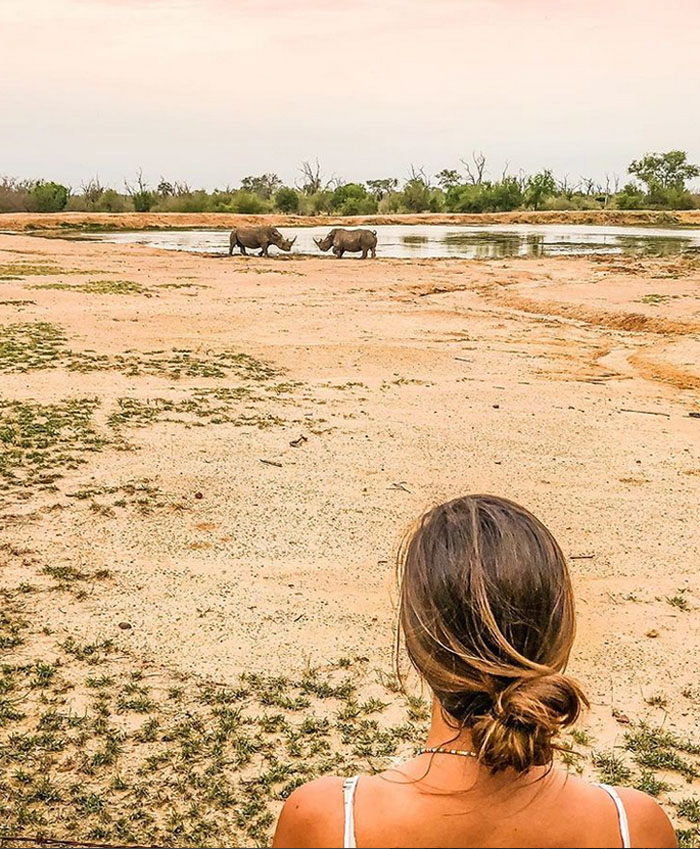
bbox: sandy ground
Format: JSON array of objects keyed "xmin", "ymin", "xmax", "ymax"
[
  {"xmin": 2, "ymin": 208, "xmax": 700, "ymax": 231},
  {"xmin": 1, "ymin": 232, "xmax": 699, "ymax": 762}
]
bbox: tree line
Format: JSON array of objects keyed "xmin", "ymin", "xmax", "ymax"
[{"xmin": 1, "ymin": 151, "xmax": 698, "ymax": 215}]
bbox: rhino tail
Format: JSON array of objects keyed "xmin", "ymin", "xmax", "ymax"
[{"xmin": 372, "ymin": 230, "xmax": 377, "ymax": 236}]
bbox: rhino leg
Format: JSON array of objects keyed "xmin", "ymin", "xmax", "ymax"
[
  {"xmin": 239, "ymin": 245, "xmax": 248, "ymax": 256},
  {"xmin": 361, "ymin": 249, "xmax": 368, "ymax": 259},
  {"xmin": 259, "ymin": 242, "xmax": 270, "ymax": 257},
  {"xmin": 370, "ymin": 246, "xmax": 376, "ymax": 258}
]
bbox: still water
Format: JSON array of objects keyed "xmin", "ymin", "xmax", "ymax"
[{"xmin": 88, "ymin": 224, "xmax": 700, "ymax": 259}]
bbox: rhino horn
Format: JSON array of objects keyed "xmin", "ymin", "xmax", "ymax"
[
  {"xmin": 290, "ymin": 236, "xmax": 297, "ymax": 247},
  {"xmin": 313, "ymin": 237, "xmax": 321, "ymax": 246}
]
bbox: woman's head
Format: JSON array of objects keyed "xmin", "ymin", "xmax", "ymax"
[{"xmin": 398, "ymin": 494, "xmax": 587, "ymax": 773}]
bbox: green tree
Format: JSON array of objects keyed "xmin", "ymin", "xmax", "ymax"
[
  {"xmin": 435, "ymin": 169, "xmax": 461, "ymax": 190},
  {"xmin": 274, "ymin": 187, "xmax": 300, "ymax": 213},
  {"xmin": 330, "ymin": 183, "xmax": 367, "ymax": 211},
  {"xmin": 30, "ymin": 181, "xmax": 69, "ymax": 212},
  {"xmin": 524, "ymin": 170, "xmax": 556, "ymax": 210},
  {"xmin": 402, "ymin": 178, "xmax": 431, "ymax": 212},
  {"xmin": 628, "ymin": 150, "xmax": 700, "ymax": 191},
  {"xmin": 366, "ymin": 178, "xmax": 398, "ymax": 200},
  {"xmin": 240, "ymin": 173, "xmax": 282, "ymax": 199}
]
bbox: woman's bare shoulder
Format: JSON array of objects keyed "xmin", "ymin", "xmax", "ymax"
[
  {"xmin": 613, "ymin": 786, "xmax": 678, "ymax": 848},
  {"xmin": 272, "ymin": 776, "xmax": 345, "ymax": 848}
]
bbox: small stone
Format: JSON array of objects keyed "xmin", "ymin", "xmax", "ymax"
[
  {"xmin": 194, "ymin": 491, "xmax": 203, "ymax": 499},
  {"xmin": 612, "ymin": 708, "xmax": 630, "ymax": 724},
  {"xmin": 646, "ymin": 629, "xmax": 659, "ymax": 638},
  {"xmin": 118, "ymin": 621, "xmax": 132, "ymax": 630},
  {"xmin": 493, "ymin": 404, "xmax": 500, "ymax": 409}
]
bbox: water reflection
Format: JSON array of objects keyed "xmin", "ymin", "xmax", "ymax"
[{"xmin": 88, "ymin": 224, "xmax": 700, "ymax": 260}]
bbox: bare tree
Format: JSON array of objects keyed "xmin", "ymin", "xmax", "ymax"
[
  {"xmin": 461, "ymin": 151, "xmax": 487, "ymax": 185},
  {"xmin": 501, "ymin": 160, "xmax": 511, "ymax": 181},
  {"xmin": 580, "ymin": 176, "xmax": 598, "ymax": 196},
  {"xmin": 298, "ymin": 159, "xmax": 323, "ymax": 194},
  {"xmin": 124, "ymin": 168, "xmax": 149, "ymax": 197},
  {"xmin": 407, "ymin": 164, "xmax": 429, "ymax": 185},
  {"xmin": 81, "ymin": 176, "xmax": 103, "ymax": 207}
]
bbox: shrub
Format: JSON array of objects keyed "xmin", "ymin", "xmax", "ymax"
[
  {"xmin": 402, "ymin": 179, "xmax": 432, "ymax": 212},
  {"xmin": 647, "ymin": 185, "xmax": 694, "ymax": 209},
  {"xmin": 274, "ymin": 187, "xmax": 300, "ymax": 214},
  {"xmin": 298, "ymin": 191, "xmax": 333, "ymax": 215},
  {"xmin": 615, "ymin": 182, "xmax": 646, "ymax": 210},
  {"xmin": 230, "ymin": 191, "xmax": 269, "ymax": 214},
  {"xmin": 30, "ymin": 181, "xmax": 69, "ymax": 212},
  {"xmin": 97, "ymin": 189, "xmax": 129, "ymax": 213}
]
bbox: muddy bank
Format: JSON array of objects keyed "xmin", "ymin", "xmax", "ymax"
[{"xmin": 2, "ymin": 208, "xmax": 700, "ymax": 232}]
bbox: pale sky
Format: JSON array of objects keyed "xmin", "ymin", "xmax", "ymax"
[{"xmin": 1, "ymin": 0, "xmax": 699, "ymax": 189}]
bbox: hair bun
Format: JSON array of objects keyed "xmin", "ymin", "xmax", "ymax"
[{"xmin": 471, "ymin": 672, "xmax": 585, "ymax": 773}]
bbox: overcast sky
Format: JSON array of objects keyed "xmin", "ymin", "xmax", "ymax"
[{"xmin": 2, "ymin": 0, "xmax": 699, "ymax": 189}]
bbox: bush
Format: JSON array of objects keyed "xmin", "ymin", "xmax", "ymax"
[
  {"xmin": 97, "ymin": 189, "xmax": 130, "ymax": 213},
  {"xmin": 445, "ymin": 179, "xmax": 522, "ymax": 213},
  {"xmin": 379, "ymin": 192, "xmax": 405, "ymax": 214},
  {"xmin": 130, "ymin": 190, "xmax": 154, "ymax": 212},
  {"xmin": 330, "ymin": 183, "xmax": 367, "ymax": 212},
  {"xmin": 229, "ymin": 191, "xmax": 269, "ymax": 214},
  {"xmin": 542, "ymin": 194, "xmax": 602, "ymax": 211},
  {"xmin": 29, "ymin": 181, "xmax": 69, "ymax": 212},
  {"xmin": 615, "ymin": 182, "xmax": 646, "ymax": 210},
  {"xmin": 339, "ymin": 195, "xmax": 378, "ymax": 216},
  {"xmin": 402, "ymin": 179, "xmax": 432, "ymax": 212},
  {"xmin": 152, "ymin": 191, "xmax": 211, "ymax": 213},
  {"xmin": 646, "ymin": 185, "xmax": 693, "ymax": 209},
  {"xmin": 274, "ymin": 187, "xmax": 300, "ymax": 214},
  {"xmin": 298, "ymin": 191, "xmax": 333, "ymax": 215}
]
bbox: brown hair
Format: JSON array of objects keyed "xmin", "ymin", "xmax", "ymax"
[{"xmin": 398, "ymin": 494, "xmax": 587, "ymax": 773}]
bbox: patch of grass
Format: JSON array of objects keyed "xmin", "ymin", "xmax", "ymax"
[
  {"xmin": 625, "ymin": 724, "xmax": 700, "ymax": 780},
  {"xmin": 678, "ymin": 798, "xmax": 700, "ymax": 824},
  {"xmin": 0, "ymin": 263, "xmax": 81, "ymax": 277},
  {"xmin": 666, "ymin": 594, "xmax": 691, "ymax": 612},
  {"xmin": 591, "ymin": 750, "xmax": 632, "ymax": 784},
  {"xmin": 640, "ymin": 293, "xmax": 672, "ymax": 305},
  {"xmin": 635, "ymin": 770, "xmax": 672, "ymax": 796},
  {"xmin": 0, "ymin": 397, "xmax": 104, "ymax": 495},
  {"xmin": 30, "ymin": 279, "xmax": 149, "ymax": 296},
  {"xmin": 570, "ymin": 728, "xmax": 592, "ymax": 747},
  {"xmin": 0, "ymin": 322, "xmax": 67, "ymax": 371}
]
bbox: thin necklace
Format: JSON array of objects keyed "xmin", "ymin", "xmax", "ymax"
[{"xmin": 418, "ymin": 745, "xmax": 478, "ymax": 758}]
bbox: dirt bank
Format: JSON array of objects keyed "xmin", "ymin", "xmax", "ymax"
[{"xmin": 2, "ymin": 208, "xmax": 700, "ymax": 232}]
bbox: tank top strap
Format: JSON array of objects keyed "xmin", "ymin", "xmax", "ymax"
[
  {"xmin": 342, "ymin": 776, "xmax": 360, "ymax": 849},
  {"xmin": 597, "ymin": 783, "xmax": 631, "ymax": 848}
]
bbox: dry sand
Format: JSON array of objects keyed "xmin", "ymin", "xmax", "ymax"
[{"xmin": 1, "ymin": 232, "xmax": 699, "ymax": 821}]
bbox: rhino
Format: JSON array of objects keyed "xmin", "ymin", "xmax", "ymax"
[
  {"xmin": 229, "ymin": 226, "xmax": 297, "ymax": 257},
  {"xmin": 313, "ymin": 228, "xmax": 377, "ymax": 259}
]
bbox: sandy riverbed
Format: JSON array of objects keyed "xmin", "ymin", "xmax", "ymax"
[{"xmin": 1, "ymin": 233, "xmax": 699, "ymax": 815}]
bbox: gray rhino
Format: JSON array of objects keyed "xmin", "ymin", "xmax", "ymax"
[
  {"xmin": 229, "ymin": 226, "xmax": 297, "ymax": 257},
  {"xmin": 313, "ymin": 228, "xmax": 377, "ymax": 259}
]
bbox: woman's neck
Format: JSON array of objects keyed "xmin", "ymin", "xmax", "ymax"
[{"xmin": 424, "ymin": 697, "xmax": 477, "ymax": 751}]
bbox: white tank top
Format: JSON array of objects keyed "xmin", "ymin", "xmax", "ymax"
[{"xmin": 341, "ymin": 777, "xmax": 631, "ymax": 848}]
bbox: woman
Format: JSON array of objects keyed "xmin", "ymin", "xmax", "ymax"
[{"xmin": 273, "ymin": 495, "xmax": 676, "ymax": 848}]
